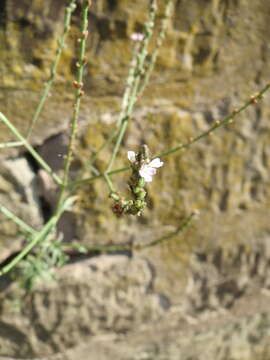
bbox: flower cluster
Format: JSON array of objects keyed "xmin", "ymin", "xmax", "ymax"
[
  {"xmin": 110, "ymin": 145, "xmax": 164, "ymax": 216},
  {"xmin": 128, "ymin": 151, "xmax": 163, "ymax": 182},
  {"xmin": 130, "ymin": 33, "xmax": 144, "ymax": 42}
]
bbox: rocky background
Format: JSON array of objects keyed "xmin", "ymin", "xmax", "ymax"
[{"xmin": 0, "ymin": 0, "xmax": 270, "ymax": 359}]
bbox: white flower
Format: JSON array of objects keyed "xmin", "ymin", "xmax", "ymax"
[
  {"xmin": 130, "ymin": 32, "xmax": 144, "ymax": 42},
  {"xmin": 139, "ymin": 158, "xmax": 164, "ymax": 182},
  {"xmin": 127, "ymin": 151, "xmax": 164, "ymax": 182},
  {"xmin": 127, "ymin": 151, "xmax": 136, "ymax": 163},
  {"xmin": 139, "ymin": 165, "xmax": 156, "ymax": 182},
  {"xmin": 148, "ymin": 158, "xmax": 164, "ymax": 169}
]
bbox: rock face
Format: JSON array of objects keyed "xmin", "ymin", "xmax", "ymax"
[
  {"xmin": 48, "ymin": 312, "xmax": 270, "ymax": 360},
  {"xmin": 0, "ymin": 0, "xmax": 270, "ymax": 359},
  {"xmin": 2, "ymin": 243, "xmax": 270, "ymax": 359},
  {"xmin": 0, "ymin": 255, "xmax": 169, "ymax": 358},
  {"xmin": 1, "ymin": 0, "xmax": 270, "ymax": 246},
  {"xmin": 0, "ymin": 157, "xmax": 43, "ymax": 263}
]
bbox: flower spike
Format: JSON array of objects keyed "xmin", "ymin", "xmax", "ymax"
[{"xmin": 111, "ymin": 145, "xmax": 164, "ymax": 216}]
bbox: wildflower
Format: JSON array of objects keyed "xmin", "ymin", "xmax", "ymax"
[
  {"xmin": 127, "ymin": 151, "xmax": 136, "ymax": 163},
  {"xmin": 139, "ymin": 158, "xmax": 164, "ymax": 182},
  {"xmin": 130, "ymin": 33, "xmax": 144, "ymax": 42},
  {"xmin": 127, "ymin": 151, "xmax": 164, "ymax": 182}
]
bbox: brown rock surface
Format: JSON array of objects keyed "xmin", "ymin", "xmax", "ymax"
[
  {"xmin": 1, "ymin": 240, "xmax": 270, "ymax": 359},
  {"xmin": 0, "ymin": 0, "xmax": 270, "ymax": 358}
]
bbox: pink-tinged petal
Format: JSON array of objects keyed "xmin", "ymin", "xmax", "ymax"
[
  {"xmin": 139, "ymin": 166, "xmax": 147, "ymax": 178},
  {"xmin": 140, "ymin": 165, "xmax": 156, "ymax": 176},
  {"xmin": 143, "ymin": 174, "xmax": 153, "ymax": 182},
  {"xmin": 127, "ymin": 151, "xmax": 136, "ymax": 163},
  {"xmin": 147, "ymin": 167, "xmax": 157, "ymax": 175},
  {"xmin": 139, "ymin": 169, "xmax": 153, "ymax": 182},
  {"xmin": 130, "ymin": 33, "xmax": 144, "ymax": 41},
  {"xmin": 139, "ymin": 165, "xmax": 156, "ymax": 182},
  {"xmin": 149, "ymin": 158, "xmax": 164, "ymax": 168}
]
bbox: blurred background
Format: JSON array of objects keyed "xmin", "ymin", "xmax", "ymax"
[{"xmin": 0, "ymin": 0, "xmax": 270, "ymax": 359}]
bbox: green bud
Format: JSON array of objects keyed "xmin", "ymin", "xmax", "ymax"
[
  {"xmin": 137, "ymin": 190, "xmax": 146, "ymax": 200},
  {"xmin": 110, "ymin": 192, "xmax": 120, "ymax": 201},
  {"xmin": 138, "ymin": 178, "xmax": 145, "ymax": 187},
  {"xmin": 135, "ymin": 199, "xmax": 146, "ymax": 210},
  {"xmin": 133, "ymin": 186, "xmax": 141, "ymax": 194},
  {"xmin": 123, "ymin": 200, "xmax": 133, "ymax": 210}
]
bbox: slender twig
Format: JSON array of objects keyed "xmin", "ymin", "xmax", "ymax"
[
  {"xmin": 0, "ymin": 141, "xmax": 23, "ymax": 148},
  {"xmin": 89, "ymin": 164, "xmax": 100, "ymax": 176},
  {"xmin": 56, "ymin": 0, "xmax": 90, "ymax": 210},
  {"xmin": 137, "ymin": 0, "xmax": 174, "ymax": 98},
  {"xmin": 84, "ymin": 127, "xmax": 117, "ymax": 174},
  {"xmin": 68, "ymin": 82, "xmax": 270, "ymax": 189},
  {"xmin": 83, "ymin": 40, "xmax": 141, "ymax": 173},
  {"xmin": 0, "ymin": 203, "xmax": 37, "ymax": 235},
  {"xmin": 83, "ymin": 140, "xmax": 114, "ymax": 174},
  {"xmin": 83, "ymin": 0, "xmax": 160, "ymax": 185},
  {"xmin": 103, "ymin": 172, "xmax": 116, "ymax": 192},
  {"xmin": 63, "ymin": 212, "xmax": 196, "ymax": 253},
  {"xmin": 0, "ymin": 112, "xmax": 62, "ymax": 185},
  {"xmin": 136, "ymin": 211, "xmax": 195, "ymax": 249},
  {"xmin": 68, "ymin": 166, "xmax": 129, "ymax": 188},
  {"xmin": 26, "ymin": 0, "xmax": 77, "ymax": 139},
  {"xmin": 0, "ymin": 215, "xmax": 59, "ymax": 276},
  {"xmin": 158, "ymin": 82, "xmax": 270, "ymax": 158},
  {"xmin": 84, "ymin": 38, "xmax": 140, "ymax": 171},
  {"xmin": 105, "ymin": 0, "xmax": 158, "ymax": 174},
  {"xmin": 116, "ymin": 41, "xmax": 143, "ymax": 128},
  {"xmin": 106, "ymin": 118, "xmax": 129, "ymax": 173},
  {"xmin": 0, "ymin": 197, "xmax": 75, "ymax": 276}
]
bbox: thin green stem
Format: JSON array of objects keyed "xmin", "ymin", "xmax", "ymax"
[
  {"xmin": 26, "ymin": 0, "xmax": 77, "ymax": 139},
  {"xmin": 68, "ymin": 166, "xmax": 129, "ymax": 188},
  {"xmin": 89, "ymin": 164, "xmax": 100, "ymax": 176},
  {"xmin": 158, "ymin": 82, "xmax": 270, "ymax": 158},
  {"xmin": 0, "ymin": 196, "xmax": 75, "ymax": 276},
  {"xmin": 63, "ymin": 212, "xmax": 195, "ymax": 253},
  {"xmin": 81, "ymin": 130, "xmax": 117, "ymax": 175},
  {"xmin": 0, "ymin": 215, "xmax": 58, "ymax": 276},
  {"xmin": 83, "ymin": 128, "xmax": 118, "ymax": 173},
  {"xmin": 0, "ymin": 203, "xmax": 37, "ymax": 235},
  {"xmin": 65, "ymin": 242, "xmax": 131, "ymax": 253},
  {"xmin": 0, "ymin": 112, "xmax": 62, "ymax": 185},
  {"xmin": 136, "ymin": 212, "xmax": 195, "ymax": 249},
  {"xmin": 0, "ymin": 141, "xmax": 23, "ymax": 148},
  {"xmin": 116, "ymin": 42, "xmax": 142, "ymax": 128},
  {"xmin": 103, "ymin": 172, "xmax": 116, "ymax": 193},
  {"xmin": 106, "ymin": 119, "xmax": 129, "ymax": 173},
  {"xmin": 83, "ymin": 0, "xmax": 159, "ymax": 184},
  {"xmin": 68, "ymin": 82, "xmax": 270, "ymax": 189},
  {"xmin": 56, "ymin": 0, "xmax": 90, "ymax": 210},
  {"xmin": 137, "ymin": 0, "xmax": 173, "ymax": 98},
  {"xmin": 83, "ymin": 41, "xmax": 141, "ymax": 173},
  {"xmin": 105, "ymin": 0, "xmax": 157, "ymax": 174}
]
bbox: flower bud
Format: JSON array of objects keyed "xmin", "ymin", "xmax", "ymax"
[{"xmin": 138, "ymin": 178, "xmax": 145, "ymax": 187}]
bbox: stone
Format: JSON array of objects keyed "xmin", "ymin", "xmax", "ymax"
[
  {"xmin": 0, "ymin": 255, "xmax": 170, "ymax": 358},
  {"xmin": 0, "ymin": 0, "xmax": 270, "ymax": 358},
  {"xmin": 0, "ymin": 157, "xmax": 43, "ymax": 262}
]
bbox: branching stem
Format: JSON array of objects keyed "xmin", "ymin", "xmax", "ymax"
[
  {"xmin": 0, "ymin": 204, "xmax": 37, "ymax": 235},
  {"xmin": 105, "ymin": 0, "xmax": 157, "ymax": 175},
  {"xmin": 26, "ymin": 0, "xmax": 77, "ymax": 139},
  {"xmin": 68, "ymin": 82, "xmax": 270, "ymax": 188},
  {"xmin": 0, "ymin": 112, "xmax": 62, "ymax": 185},
  {"xmin": 63, "ymin": 212, "xmax": 195, "ymax": 253},
  {"xmin": 56, "ymin": 0, "xmax": 90, "ymax": 211}
]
